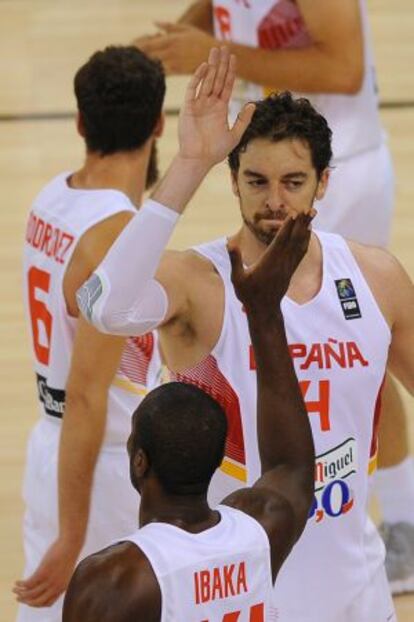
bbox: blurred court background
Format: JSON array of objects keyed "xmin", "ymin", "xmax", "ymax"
[{"xmin": 0, "ymin": 1, "xmax": 413, "ymax": 618}]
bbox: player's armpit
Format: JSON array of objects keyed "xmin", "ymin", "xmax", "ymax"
[
  {"xmin": 386, "ymin": 265, "xmax": 414, "ymax": 395},
  {"xmin": 350, "ymin": 242, "xmax": 414, "ymax": 394}
]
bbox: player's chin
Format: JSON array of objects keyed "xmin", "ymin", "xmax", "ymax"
[{"xmin": 255, "ymin": 227, "xmax": 278, "ymax": 246}]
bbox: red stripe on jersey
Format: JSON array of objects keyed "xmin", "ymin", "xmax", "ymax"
[
  {"xmin": 173, "ymin": 355, "xmax": 246, "ymax": 466},
  {"xmin": 119, "ymin": 333, "xmax": 155, "ymax": 386},
  {"xmin": 258, "ymin": 1, "xmax": 311, "ymax": 50}
]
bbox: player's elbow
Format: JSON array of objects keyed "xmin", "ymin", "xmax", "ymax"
[
  {"xmin": 65, "ymin": 382, "xmax": 107, "ymax": 423},
  {"xmin": 318, "ymin": 47, "xmax": 364, "ymax": 94},
  {"xmin": 334, "ymin": 56, "xmax": 364, "ymax": 94},
  {"xmin": 76, "ymin": 274, "xmax": 113, "ymax": 334},
  {"xmin": 293, "ymin": 468, "xmax": 315, "ymax": 539},
  {"xmin": 344, "ymin": 64, "xmax": 364, "ymax": 94}
]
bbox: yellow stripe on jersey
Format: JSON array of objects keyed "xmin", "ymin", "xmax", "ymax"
[
  {"xmin": 368, "ymin": 453, "xmax": 378, "ymax": 476},
  {"xmin": 220, "ymin": 458, "xmax": 247, "ymax": 483},
  {"xmin": 112, "ymin": 376, "xmax": 148, "ymax": 397},
  {"xmin": 264, "ymin": 86, "xmax": 279, "ymax": 97}
]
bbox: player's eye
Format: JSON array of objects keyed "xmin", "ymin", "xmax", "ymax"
[
  {"xmin": 284, "ymin": 180, "xmax": 303, "ymax": 191},
  {"xmin": 248, "ymin": 179, "xmax": 266, "ymax": 187}
]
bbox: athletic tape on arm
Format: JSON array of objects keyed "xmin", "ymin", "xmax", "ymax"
[{"xmin": 76, "ymin": 199, "xmax": 179, "ymax": 336}]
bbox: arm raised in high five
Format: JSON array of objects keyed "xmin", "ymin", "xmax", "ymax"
[
  {"xmin": 223, "ymin": 214, "xmax": 315, "ymax": 582},
  {"xmin": 77, "ymin": 47, "xmax": 254, "ymax": 335}
]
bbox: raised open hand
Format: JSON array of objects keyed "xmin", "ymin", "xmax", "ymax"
[
  {"xmin": 228, "ymin": 214, "xmax": 314, "ymax": 313},
  {"xmin": 178, "ymin": 47, "xmax": 255, "ymax": 166}
]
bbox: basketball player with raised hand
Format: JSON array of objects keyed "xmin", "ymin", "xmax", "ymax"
[
  {"xmin": 135, "ymin": 0, "xmax": 414, "ymax": 593},
  {"xmin": 78, "ymin": 83, "xmax": 414, "ymax": 619},
  {"xmin": 14, "ymin": 47, "xmax": 166, "ymax": 622},
  {"xmin": 63, "ymin": 213, "xmax": 315, "ymax": 622}
]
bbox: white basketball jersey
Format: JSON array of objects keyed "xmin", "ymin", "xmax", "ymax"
[
  {"xmin": 126, "ymin": 505, "xmax": 274, "ymax": 622},
  {"xmin": 22, "ymin": 172, "xmax": 161, "ymax": 447},
  {"xmin": 171, "ymin": 231, "xmax": 390, "ymax": 620},
  {"xmin": 212, "ymin": 0, "xmax": 383, "ymax": 161}
]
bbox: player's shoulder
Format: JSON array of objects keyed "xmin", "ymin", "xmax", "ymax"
[
  {"xmin": 346, "ymin": 239, "xmax": 411, "ymax": 324},
  {"xmin": 222, "ymin": 488, "xmax": 296, "ymax": 575},
  {"xmin": 346, "ymin": 239, "xmax": 410, "ymax": 296},
  {"xmin": 347, "ymin": 239, "xmax": 403, "ymax": 278},
  {"xmin": 63, "ymin": 541, "xmax": 160, "ymax": 622},
  {"xmin": 76, "ymin": 209, "xmax": 135, "ymax": 261},
  {"xmin": 161, "ymin": 247, "xmax": 220, "ymax": 280}
]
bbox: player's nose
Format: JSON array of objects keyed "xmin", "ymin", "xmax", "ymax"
[{"xmin": 265, "ymin": 185, "xmax": 284, "ymax": 211}]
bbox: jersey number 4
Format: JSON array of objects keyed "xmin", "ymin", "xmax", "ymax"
[{"xmin": 28, "ymin": 266, "xmax": 52, "ymax": 365}]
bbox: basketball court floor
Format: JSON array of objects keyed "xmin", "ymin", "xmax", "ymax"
[{"xmin": 0, "ymin": 1, "xmax": 413, "ymax": 618}]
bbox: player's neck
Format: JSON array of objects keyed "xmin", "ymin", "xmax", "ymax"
[
  {"xmin": 69, "ymin": 149, "xmax": 149, "ymax": 207},
  {"xmin": 232, "ymin": 225, "xmax": 322, "ymax": 302},
  {"xmin": 139, "ymin": 484, "xmax": 219, "ymax": 534},
  {"xmin": 233, "ymin": 224, "xmax": 320, "ymax": 269}
]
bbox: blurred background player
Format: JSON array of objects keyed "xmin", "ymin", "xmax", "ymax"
[
  {"xmin": 62, "ymin": 213, "xmax": 315, "ymax": 622},
  {"xmin": 13, "ymin": 46, "xmax": 164, "ymax": 621},
  {"xmin": 134, "ymin": 0, "xmax": 414, "ymax": 592}
]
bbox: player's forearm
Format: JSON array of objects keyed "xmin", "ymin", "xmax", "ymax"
[
  {"xmin": 152, "ymin": 155, "xmax": 212, "ymax": 214},
  {"xmin": 58, "ymin": 393, "xmax": 107, "ymax": 549},
  {"xmin": 247, "ymin": 309, "xmax": 314, "ymax": 487},
  {"xmin": 178, "ymin": 0, "xmax": 213, "ymax": 32},
  {"xmin": 227, "ymin": 41, "xmax": 362, "ymax": 94}
]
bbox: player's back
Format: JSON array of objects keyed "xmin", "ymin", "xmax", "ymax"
[
  {"xmin": 126, "ymin": 505, "xmax": 274, "ymax": 621},
  {"xmin": 23, "ymin": 172, "xmax": 132, "ymax": 413},
  {"xmin": 22, "ymin": 172, "xmax": 160, "ymax": 445}
]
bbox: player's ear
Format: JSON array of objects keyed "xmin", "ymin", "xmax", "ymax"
[
  {"xmin": 154, "ymin": 113, "xmax": 165, "ymax": 138},
  {"xmin": 315, "ymin": 168, "xmax": 330, "ymax": 201},
  {"xmin": 76, "ymin": 111, "xmax": 85, "ymax": 139},
  {"xmin": 231, "ymin": 170, "xmax": 240, "ymax": 198},
  {"xmin": 133, "ymin": 448, "xmax": 150, "ymax": 477}
]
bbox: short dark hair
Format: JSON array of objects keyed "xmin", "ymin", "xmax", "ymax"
[
  {"xmin": 129, "ymin": 383, "xmax": 227, "ymax": 495},
  {"xmin": 229, "ymin": 91, "xmax": 332, "ymax": 178},
  {"xmin": 74, "ymin": 46, "xmax": 165, "ymax": 155}
]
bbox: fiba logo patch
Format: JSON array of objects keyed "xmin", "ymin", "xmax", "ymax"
[{"xmin": 335, "ymin": 278, "xmax": 362, "ymax": 320}]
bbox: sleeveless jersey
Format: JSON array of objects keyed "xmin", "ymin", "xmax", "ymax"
[
  {"xmin": 125, "ymin": 505, "xmax": 274, "ymax": 622},
  {"xmin": 171, "ymin": 231, "xmax": 391, "ymax": 621},
  {"xmin": 22, "ymin": 172, "xmax": 161, "ymax": 447},
  {"xmin": 212, "ymin": 0, "xmax": 383, "ymax": 162}
]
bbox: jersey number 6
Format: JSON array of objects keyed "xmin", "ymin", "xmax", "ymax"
[{"xmin": 28, "ymin": 266, "xmax": 52, "ymax": 366}]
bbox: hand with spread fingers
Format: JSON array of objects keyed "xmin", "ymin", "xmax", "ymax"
[
  {"xmin": 177, "ymin": 46, "xmax": 255, "ymax": 166},
  {"xmin": 134, "ymin": 22, "xmax": 217, "ymax": 75},
  {"xmin": 228, "ymin": 212, "xmax": 315, "ymax": 313}
]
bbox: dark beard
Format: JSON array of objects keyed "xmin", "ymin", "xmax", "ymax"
[
  {"xmin": 241, "ymin": 211, "xmax": 278, "ymax": 247},
  {"xmin": 145, "ymin": 141, "xmax": 159, "ymax": 190}
]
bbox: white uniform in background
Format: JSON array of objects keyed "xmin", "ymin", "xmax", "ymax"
[
  {"xmin": 20, "ymin": 173, "xmax": 161, "ymax": 622},
  {"xmin": 125, "ymin": 505, "xmax": 274, "ymax": 621},
  {"xmin": 172, "ymin": 232, "xmax": 396, "ymax": 621},
  {"xmin": 212, "ymin": 0, "xmax": 394, "ymax": 246}
]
